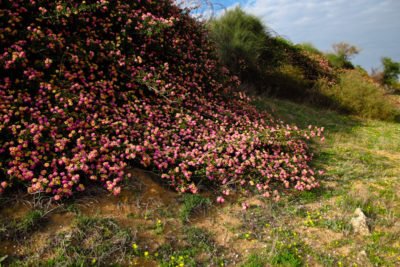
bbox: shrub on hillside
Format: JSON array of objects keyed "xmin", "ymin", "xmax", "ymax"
[
  {"xmin": 209, "ymin": 8, "xmax": 336, "ymax": 99},
  {"xmin": 208, "ymin": 7, "xmax": 272, "ymax": 82},
  {"xmin": 296, "ymin": 43, "xmax": 323, "ymax": 56},
  {"xmin": 381, "ymin": 57, "xmax": 400, "ymax": 90},
  {"xmin": 0, "ymin": 0, "xmax": 323, "ymax": 200},
  {"xmin": 260, "ymin": 39, "xmax": 337, "ymax": 102},
  {"xmin": 318, "ymin": 70, "xmax": 398, "ymax": 121},
  {"xmin": 325, "ymin": 42, "xmax": 360, "ymax": 70}
]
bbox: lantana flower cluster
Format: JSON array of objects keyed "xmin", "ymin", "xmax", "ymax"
[{"xmin": 0, "ymin": 0, "xmax": 323, "ymax": 200}]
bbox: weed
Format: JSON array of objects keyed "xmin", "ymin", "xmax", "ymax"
[
  {"xmin": 241, "ymin": 253, "xmax": 267, "ymax": 267},
  {"xmin": 366, "ymin": 231, "xmax": 400, "ymax": 266},
  {"xmin": 303, "ymin": 211, "xmax": 322, "ymax": 227},
  {"xmin": 179, "ymin": 194, "xmax": 211, "ymax": 222},
  {"xmin": 154, "ymin": 219, "xmax": 164, "ymax": 235},
  {"xmin": 64, "ymin": 203, "xmax": 80, "ymax": 214},
  {"xmin": 156, "ymin": 244, "xmax": 197, "ymax": 267},
  {"xmin": 271, "ymin": 245, "xmax": 303, "ymax": 267},
  {"xmin": 183, "ymin": 226, "xmax": 215, "ymax": 253},
  {"xmin": 328, "ymin": 238, "xmax": 353, "ymax": 249},
  {"xmin": 320, "ymin": 218, "xmax": 352, "ymax": 234},
  {"xmin": 267, "ymin": 228, "xmax": 306, "ymax": 266},
  {"xmin": 0, "ymin": 209, "xmax": 46, "ymax": 240},
  {"xmin": 15, "ymin": 210, "xmax": 45, "ymax": 235},
  {"xmin": 42, "ymin": 216, "xmax": 134, "ymax": 266},
  {"xmin": 338, "ymin": 195, "xmax": 384, "ymax": 219}
]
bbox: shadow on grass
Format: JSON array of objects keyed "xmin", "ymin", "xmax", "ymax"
[{"xmin": 252, "ymin": 96, "xmax": 360, "ymax": 135}]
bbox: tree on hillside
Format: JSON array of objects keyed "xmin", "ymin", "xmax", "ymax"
[
  {"xmin": 327, "ymin": 42, "xmax": 361, "ymax": 69},
  {"xmin": 381, "ymin": 57, "xmax": 400, "ymax": 88},
  {"xmin": 332, "ymin": 42, "xmax": 360, "ymax": 61}
]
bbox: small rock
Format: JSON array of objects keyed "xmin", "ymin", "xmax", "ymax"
[
  {"xmin": 357, "ymin": 250, "xmax": 372, "ymax": 266},
  {"xmin": 350, "ymin": 208, "xmax": 370, "ymax": 236},
  {"xmin": 359, "ymin": 250, "xmax": 367, "ymax": 258}
]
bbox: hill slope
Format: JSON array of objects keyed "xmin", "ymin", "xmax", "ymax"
[{"xmin": 1, "ymin": 97, "xmax": 399, "ymax": 266}]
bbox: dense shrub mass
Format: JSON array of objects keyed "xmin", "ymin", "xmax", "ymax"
[
  {"xmin": 318, "ymin": 70, "xmax": 398, "ymax": 121},
  {"xmin": 0, "ymin": 0, "xmax": 323, "ymax": 200},
  {"xmin": 208, "ymin": 7, "xmax": 270, "ymax": 82},
  {"xmin": 208, "ymin": 10, "xmax": 336, "ymax": 99}
]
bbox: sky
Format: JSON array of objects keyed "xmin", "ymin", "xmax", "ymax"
[{"xmin": 190, "ymin": 0, "xmax": 400, "ymax": 72}]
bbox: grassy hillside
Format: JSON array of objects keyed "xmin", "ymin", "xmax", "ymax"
[
  {"xmin": 1, "ymin": 97, "xmax": 399, "ymax": 266},
  {"xmin": 209, "ymin": 8, "xmax": 399, "ymax": 121},
  {"xmin": 1, "ymin": 2, "xmax": 399, "ymax": 267}
]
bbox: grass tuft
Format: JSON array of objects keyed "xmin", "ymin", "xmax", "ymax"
[{"xmin": 179, "ymin": 194, "xmax": 211, "ymax": 222}]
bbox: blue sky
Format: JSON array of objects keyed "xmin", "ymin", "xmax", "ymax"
[{"xmin": 199, "ymin": 0, "xmax": 400, "ymax": 72}]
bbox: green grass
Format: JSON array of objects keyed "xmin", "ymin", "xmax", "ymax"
[
  {"xmin": 241, "ymin": 253, "xmax": 267, "ymax": 267},
  {"xmin": 156, "ymin": 227, "xmax": 219, "ymax": 267},
  {"xmin": 183, "ymin": 226, "xmax": 215, "ymax": 253},
  {"xmin": 179, "ymin": 194, "xmax": 211, "ymax": 222},
  {"xmin": 253, "ymin": 96, "xmax": 400, "ymax": 266}
]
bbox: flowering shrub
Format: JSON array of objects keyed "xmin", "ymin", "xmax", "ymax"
[{"xmin": 0, "ymin": 0, "xmax": 323, "ymax": 200}]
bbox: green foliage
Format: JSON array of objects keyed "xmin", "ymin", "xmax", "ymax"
[
  {"xmin": 262, "ymin": 64, "xmax": 313, "ymax": 98},
  {"xmin": 271, "ymin": 247, "xmax": 303, "ymax": 267},
  {"xmin": 381, "ymin": 57, "xmax": 400, "ymax": 88},
  {"xmin": 297, "ymin": 42, "xmax": 323, "ymax": 55},
  {"xmin": 157, "ymin": 244, "xmax": 197, "ymax": 267},
  {"xmin": 326, "ymin": 53, "xmax": 354, "ymax": 69},
  {"xmin": 209, "ymin": 8, "xmax": 337, "ymax": 100},
  {"xmin": 318, "ymin": 70, "xmax": 398, "ymax": 120},
  {"xmin": 260, "ymin": 38, "xmax": 337, "ymax": 100},
  {"xmin": 15, "ymin": 210, "xmax": 45, "ymax": 235},
  {"xmin": 183, "ymin": 226, "xmax": 215, "ymax": 253},
  {"xmin": 179, "ymin": 194, "xmax": 211, "ymax": 222},
  {"xmin": 241, "ymin": 253, "xmax": 267, "ymax": 267},
  {"xmin": 156, "ymin": 226, "xmax": 220, "ymax": 266},
  {"xmin": 326, "ymin": 42, "xmax": 360, "ymax": 69},
  {"xmin": 208, "ymin": 7, "xmax": 271, "ymax": 80}
]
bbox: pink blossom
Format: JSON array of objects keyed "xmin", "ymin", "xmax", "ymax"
[{"xmin": 216, "ymin": 196, "xmax": 225, "ymax": 204}]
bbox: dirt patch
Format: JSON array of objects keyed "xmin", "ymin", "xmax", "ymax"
[
  {"xmin": 194, "ymin": 210, "xmax": 241, "ymax": 247},
  {"xmin": 299, "ymin": 226, "xmax": 344, "ymax": 250},
  {"xmin": 0, "ymin": 168, "xmax": 180, "ymax": 260},
  {"xmin": 193, "ymin": 203, "xmax": 265, "ymax": 258},
  {"xmin": 0, "ymin": 200, "xmax": 31, "ymax": 220},
  {"xmin": 77, "ymin": 168, "xmax": 179, "ymax": 222},
  {"xmin": 349, "ymin": 181, "xmax": 371, "ymax": 203}
]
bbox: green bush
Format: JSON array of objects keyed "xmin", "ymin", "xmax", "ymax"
[
  {"xmin": 209, "ymin": 9, "xmax": 336, "ymax": 98},
  {"xmin": 326, "ymin": 53, "xmax": 354, "ymax": 69},
  {"xmin": 326, "ymin": 42, "xmax": 360, "ymax": 69},
  {"xmin": 381, "ymin": 57, "xmax": 400, "ymax": 88},
  {"xmin": 208, "ymin": 7, "xmax": 271, "ymax": 81},
  {"xmin": 263, "ymin": 64, "xmax": 312, "ymax": 98},
  {"xmin": 318, "ymin": 70, "xmax": 398, "ymax": 121}
]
